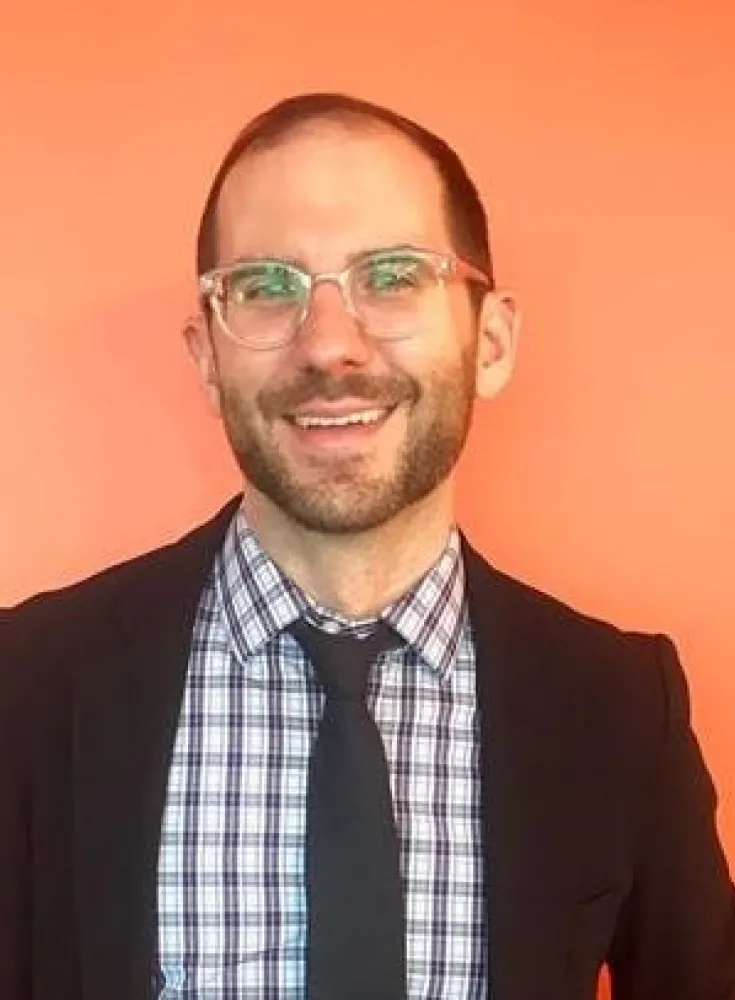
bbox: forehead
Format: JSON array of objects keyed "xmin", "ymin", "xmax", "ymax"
[{"xmin": 214, "ymin": 122, "xmax": 450, "ymax": 267}]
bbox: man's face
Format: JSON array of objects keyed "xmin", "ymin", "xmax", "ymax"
[{"xmin": 187, "ymin": 121, "xmax": 512, "ymax": 535}]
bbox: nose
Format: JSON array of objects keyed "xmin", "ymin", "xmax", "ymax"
[{"xmin": 295, "ymin": 278, "xmax": 374, "ymax": 370}]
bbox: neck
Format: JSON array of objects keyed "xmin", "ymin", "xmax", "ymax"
[{"xmin": 241, "ymin": 485, "xmax": 456, "ymax": 619}]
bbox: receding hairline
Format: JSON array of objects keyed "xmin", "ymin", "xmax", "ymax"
[{"xmin": 231, "ymin": 107, "xmax": 406, "ymax": 157}]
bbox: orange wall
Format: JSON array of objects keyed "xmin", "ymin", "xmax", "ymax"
[{"xmin": 1, "ymin": 0, "xmax": 734, "ymax": 915}]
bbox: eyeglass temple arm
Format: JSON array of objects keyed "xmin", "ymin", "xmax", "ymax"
[{"xmin": 453, "ymin": 258, "xmax": 492, "ymax": 287}]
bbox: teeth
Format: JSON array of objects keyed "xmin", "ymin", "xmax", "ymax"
[{"xmin": 292, "ymin": 408, "xmax": 389, "ymax": 429}]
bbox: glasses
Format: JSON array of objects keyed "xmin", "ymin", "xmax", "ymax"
[{"xmin": 199, "ymin": 245, "xmax": 491, "ymax": 350}]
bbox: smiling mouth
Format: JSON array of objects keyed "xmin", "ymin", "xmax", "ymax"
[{"xmin": 286, "ymin": 406, "xmax": 395, "ymax": 429}]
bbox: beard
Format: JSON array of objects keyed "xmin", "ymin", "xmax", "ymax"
[{"xmin": 217, "ymin": 353, "xmax": 477, "ymax": 535}]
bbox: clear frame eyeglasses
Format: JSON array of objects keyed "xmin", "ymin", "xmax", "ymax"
[{"xmin": 198, "ymin": 245, "xmax": 491, "ymax": 350}]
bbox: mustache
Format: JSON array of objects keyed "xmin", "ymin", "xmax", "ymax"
[{"xmin": 259, "ymin": 370, "xmax": 419, "ymax": 418}]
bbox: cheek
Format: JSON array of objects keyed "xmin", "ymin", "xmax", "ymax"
[
  {"xmin": 424, "ymin": 291, "xmax": 474, "ymax": 352},
  {"xmin": 214, "ymin": 341, "xmax": 277, "ymax": 403},
  {"xmin": 382, "ymin": 315, "xmax": 471, "ymax": 381}
]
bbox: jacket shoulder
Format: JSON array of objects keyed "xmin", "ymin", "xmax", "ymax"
[
  {"xmin": 462, "ymin": 535, "xmax": 682, "ymax": 731},
  {"xmin": 3, "ymin": 497, "xmax": 239, "ymax": 618},
  {"xmin": 0, "ymin": 497, "xmax": 239, "ymax": 700}
]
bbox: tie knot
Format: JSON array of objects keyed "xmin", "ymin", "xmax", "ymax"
[{"xmin": 289, "ymin": 619, "xmax": 400, "ymax": 701}]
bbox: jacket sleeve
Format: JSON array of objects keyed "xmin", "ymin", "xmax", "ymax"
[
  {"xmin": 609, "ymin": 635, "xmax": 735, "ymax": 999},
  {"xmin": 0, "ymin": 611, "xmax": 32, "ymax": 1000}
]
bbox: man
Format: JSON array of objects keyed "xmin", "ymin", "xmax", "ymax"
[{"xmin": 1, "ymin": 92, "xmax": 733, "ymax": 1000}]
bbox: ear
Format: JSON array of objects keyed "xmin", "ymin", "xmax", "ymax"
[
  {"xmin": 474, "ymin": 289, "xmax": 521, "ymax": 400},
  {"xmin": 183, "ymin": 312, "xmax": 223, "ymax": 417}
]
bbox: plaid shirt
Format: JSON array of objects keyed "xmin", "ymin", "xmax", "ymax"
[{"xmin": 157, "ymin": 507, "xmax": 486, "ymax": 998}]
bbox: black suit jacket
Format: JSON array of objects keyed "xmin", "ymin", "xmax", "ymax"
[{"xmin": 1, "ymin": 498, "xmax": 734, "ymax": 1000}]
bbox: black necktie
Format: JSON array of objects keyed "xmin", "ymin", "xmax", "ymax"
[{"xmin": 289, "ymin": 618, "xmax": 407, "ymax": 1000}]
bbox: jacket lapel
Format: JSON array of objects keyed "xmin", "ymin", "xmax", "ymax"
[
  {"xmin": 73, "ymin": 499, "xmax": 240, "ymax": 1000},
  {"xmin": 462, "ymin": 535, "xmax": 587, "ymax": 1000}
]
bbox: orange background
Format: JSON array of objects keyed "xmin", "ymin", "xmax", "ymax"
[{"xmin": 1, "ymin": 1, "xmax": 734, "ymax": 991}]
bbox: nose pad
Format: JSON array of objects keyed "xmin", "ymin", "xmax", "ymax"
[{"xmin": 303, "ymin": 277, "xmax": 360, "ymax": 330}]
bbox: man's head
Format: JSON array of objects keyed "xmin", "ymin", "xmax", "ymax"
[{"xmin": 185, "ymin": 92, "xmax": 519, "ymax": 536}]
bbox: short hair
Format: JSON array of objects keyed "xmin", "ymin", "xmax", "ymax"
[{"xmin": 195, "ymin": 92, "xmax": 494, "ymax": 289}]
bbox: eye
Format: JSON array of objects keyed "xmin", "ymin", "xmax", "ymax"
[
  {"xmin": 357, "ymin": 254, "xmax": 434, "ymax": 295},
  {"xmin": 226, "ymin": 263, "xmax": 304, "ymax": 305}
]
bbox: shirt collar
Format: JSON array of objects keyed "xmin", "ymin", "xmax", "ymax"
[{"xmin": 215, "ymin": 504, "xmax": 467, "ymax": 681}]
